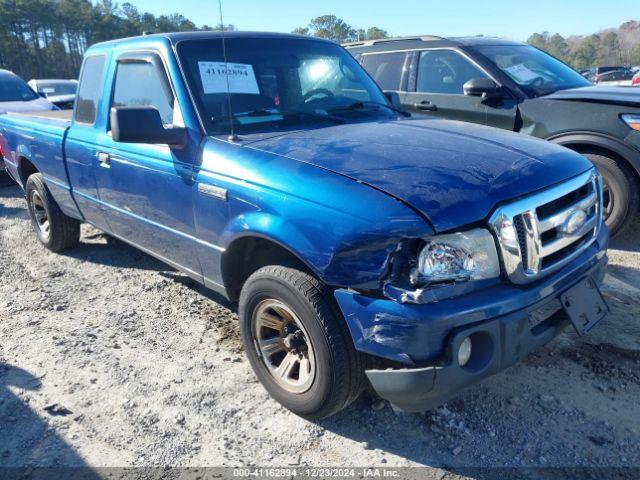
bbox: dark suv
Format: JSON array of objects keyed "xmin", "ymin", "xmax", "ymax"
[{"xmin": 345, "ymin": 36, "xmax": 640, "ymax": 235}]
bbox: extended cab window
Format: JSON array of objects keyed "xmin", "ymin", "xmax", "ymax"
[
  {"xmin": 75, "ymin": 55, "xmax": 106, "ymax": 124},
  {"xmin": 416, "ymin": 50, "xmax": 487, "ymax": 94},
  {"xmin": 360, "ymin": 52, "xmax": 406, "ymax": 91},
  {"xmin": 112, "ymin": 58, "xmax": 174, "ymax": 125}
]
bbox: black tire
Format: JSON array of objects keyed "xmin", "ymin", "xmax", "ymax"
[
  {"xmin": 25, "ymin": 173, "xmax": 80, "ymax": 252},
  {"xmin": 239, "ymin": 266, "xmax": 365, "ymax": 419},
  {"xmin": 584, "ymin": 152, "xmax": 639, "ymax": 237}
]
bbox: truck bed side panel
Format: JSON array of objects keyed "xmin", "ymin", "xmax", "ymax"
[{"xmin": 0, "ymin": 113, "xmax": 81, "ymax": 219}]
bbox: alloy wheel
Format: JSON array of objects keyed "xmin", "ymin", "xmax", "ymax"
[{"xmin": 251, "ymin": 299, "xmax": 316, "ymax": 394}]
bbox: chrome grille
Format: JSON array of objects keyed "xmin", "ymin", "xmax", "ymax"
[{"xmin": 489, "ymin": 169, "xmax": 602, "ymax": 284}]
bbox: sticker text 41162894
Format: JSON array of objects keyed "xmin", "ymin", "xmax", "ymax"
[{"xmin": 198, "ymin": 62, "xmax": 260, "ymax": 95}]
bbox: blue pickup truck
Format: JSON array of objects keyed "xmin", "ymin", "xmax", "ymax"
[{"xmin": 0, "ymin": 32, "xmax": 609, "ymax": 418}]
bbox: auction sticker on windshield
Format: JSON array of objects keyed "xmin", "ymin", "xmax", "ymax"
[
  {"xmin": 198, "ymin": 62, "xmax": 260, "ymax": 94},
  {"xmin": 504, "ymin": 64, "xmax": 540, "ymax": 83}
]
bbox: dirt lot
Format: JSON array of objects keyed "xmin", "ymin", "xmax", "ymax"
[{"xmin": 1, "ymin": 183, "xmax": 640, "ymax": 477}]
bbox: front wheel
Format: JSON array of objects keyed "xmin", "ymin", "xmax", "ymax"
[
  {"xmin": 239, "ymin": 266, "xmax": 364, "ymax": 419},
  {"xmin": 26, "ymin": 173, "xmax": 80, "ymax": 252},
  {"xmin": 584, "ymin": 152, "xmax": 639, "ymax": 236}
]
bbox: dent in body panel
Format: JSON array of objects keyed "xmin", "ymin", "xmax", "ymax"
[
  {"xmin": 195, "ymin": 138, "xmax": 432, "ymax": 290},
  {"xmin": 248, "ymin": 119, "xmax": 594, "ymax": 232}
]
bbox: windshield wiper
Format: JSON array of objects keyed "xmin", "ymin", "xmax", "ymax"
[
  {"xmin": 329, "ymin": 101, "xmax": 411, "ymax": 117},
  {"xmin": 233, "ymin": 109, "xmax": 346, "ymax": 125}
]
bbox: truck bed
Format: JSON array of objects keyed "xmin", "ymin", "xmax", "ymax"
[
  {"xmin": 0, "ymin": 109, "xmax": 72, "ymax": 202},
  {"xmin": 5, "ymin": 109, "xmax": 73, "ymax": 123}
]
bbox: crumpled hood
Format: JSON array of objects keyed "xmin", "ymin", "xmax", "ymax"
[
  {"xmin": 246, "ymin": 118, "xmax": 593, "ymax": 231},
  {"xmin": 543, "ymin": 86, "xmax": 640, "ymax": 107},
  {"xmin": 0, "ymin": 97, "xmax": 56, "ymax": 114}
]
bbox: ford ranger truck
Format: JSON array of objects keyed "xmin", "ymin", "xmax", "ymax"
[{"xmin": 0, "ymin": 32, "xmax": 609, "ymax": 418}]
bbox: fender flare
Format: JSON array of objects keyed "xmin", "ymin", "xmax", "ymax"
[
  {"xmin": 220, "ymin": 211, "xmax": 330, "ymax": 281},
  {"xmin": 547, "ymin": 131, "xmax": 640, "ymax": 176}
]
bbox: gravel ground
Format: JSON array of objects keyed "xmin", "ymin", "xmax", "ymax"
[{"xmin": 1, "ymin": 183, "xmax": 640, "ymax": 477}]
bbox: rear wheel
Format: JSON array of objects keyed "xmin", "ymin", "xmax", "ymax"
[
  {"xmin": 26, "ymin": 173, "xmax": 80, "ymax": 252},
  {"xmin": 584, "ymin": 152, "xmax": 639, "ymax": 236},
  {"xmin": 239, "ymin": 266, "xmax": 365, "ymax": 419}
]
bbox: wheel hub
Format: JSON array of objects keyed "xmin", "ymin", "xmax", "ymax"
[
  {"xmin": 29, "ymin": 190, "xmax": 50, "ymax": 240},
  {"xmin": 283, "ymin": 331, "xmax": 305, "ymax": 353},
  {"xmin": 252, "ymin": 299, "xmax": 316, "ymax": 394}
]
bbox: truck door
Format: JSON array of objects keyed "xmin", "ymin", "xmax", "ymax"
[
  {"xmin": 402, "ymin": 49, "xmax": 518, "ymax": 130},
  {"xmin": 93, "ymin": 51, "xmax": 203, "ymax": 280},
  {"xmin": 65, "ymin": 54, "xmax": 111, "ymax": 231}
]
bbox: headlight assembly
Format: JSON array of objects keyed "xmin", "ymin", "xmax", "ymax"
[
  {"xmin": 413, "ymin": 229, "xmax": 500, "ymax": 285},
  {"xmin": 621, "ymin": 114, "xmax": 640, "ymax": 131}
]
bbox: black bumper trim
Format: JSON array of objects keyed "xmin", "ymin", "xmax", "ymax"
[{"xmin": 365, "ymin": 277, "xmax": 595, "ymax": 412}]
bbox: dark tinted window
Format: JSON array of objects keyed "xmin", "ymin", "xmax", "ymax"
[
  {"xmin": 360, "ymin": 52, "xmax": 406, "ymax": 90},
  {"xmin": 475, "ymin": 45, "xmax": 591, "ymax": 97},
  {"xmin": 112, "ymin": 60, "xmax": 174, "ymax": 125},
  {"xmin": 0, "ymin": 73, "xmax": 38, "ymax": 102},
  {"xmin": 75, "ymin": 56, "xmax": 106, "ymax": 124},
  {"xmin": 417, "ymin": 50, "xmax": 487, "ymax": 94}
]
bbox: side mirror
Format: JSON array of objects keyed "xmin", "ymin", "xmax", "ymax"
[
  {"xmin": 463, "ymin": 78, "xmax": 500, "ymax": 98},
  {"xmin": 110, "ymin": 107, "xmax": 187, "ymax": 147},
  {"xmin": 383, "ymin": 90, "xmax": 402, "ymax": 108},
  {"xmin": 37, "ymin": 91, "xmax": 47, "ymax": 98}
]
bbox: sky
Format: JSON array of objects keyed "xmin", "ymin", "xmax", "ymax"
[{"xmin": 130, "ymin": 0, "xmax": 638, "ymax": 41}]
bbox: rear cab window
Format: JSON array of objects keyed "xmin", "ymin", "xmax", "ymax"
[
  {"xmin": 74, "ymin": 55, "xmax": 106, "ymax": 124},
  {"xmin": 360, "ymin": 52, "xmax": 407, "ymax": 91}
]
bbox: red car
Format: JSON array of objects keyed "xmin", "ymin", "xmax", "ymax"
[{"xmin": 632, "ymin": 72, "xmax": 640, "ymax": 86}]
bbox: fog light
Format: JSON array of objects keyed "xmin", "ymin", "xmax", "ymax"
[{"xmin": 458, "ymin": 337, "xmax": 472, "ymax": 366}]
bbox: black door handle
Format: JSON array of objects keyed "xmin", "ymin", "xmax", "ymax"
[{"xmin": 414, "ymin": 101, "xmax": 438, "ymax": 112}]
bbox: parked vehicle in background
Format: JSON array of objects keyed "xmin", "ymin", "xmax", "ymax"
[
  {"xmin": 27, "ymin": 79, "xmax": 78, "ymax": 109},
  {"xmin": 346, "ymin": 36, "xmax": 640, "ymax": 235},
  {"xmin": 632, "ymin": 71, "xmax": 640, "ymax": 86},
  {"xmin": 0, "ymin": 69, "xmax": 57, "ymax": 185},
  {"xmin": 0, "ymin": 32, "xmax": 609, "ymax": 417},
  {"xmin": 579, "ymin": 68, "xmax": 596, "ymax": 83},
  {"xmin": 595, "ymin": 66, "xmax": 629, "ymax": 76},
  {"xmin": 594, "ymin": 68, "xmax": 635, "ymax": 86}
]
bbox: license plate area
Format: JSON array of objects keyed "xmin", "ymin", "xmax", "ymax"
[
  {"xmin": 528, "ymin": 299, "xmax": 562, "ymax": 329},
  {"xmin": 560, "ymin": 277, "xmax": 608, "ymax": 336}
]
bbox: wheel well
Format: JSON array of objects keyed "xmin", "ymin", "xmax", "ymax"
[
  {"xmin": 221, "ymin": 236, "xmax": 314, "ymax": 302},
  {"xmin": 564, "ymin": 143, "xmax": 640, "ymax": 191},
  {"xmin": 18, "ymin": 156, "xmax": 38, "ymax": 185}
]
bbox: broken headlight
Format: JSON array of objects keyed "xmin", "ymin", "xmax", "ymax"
[{"xmin": 413, "ymin": 229, "xmax": 500, "ymax": 285}]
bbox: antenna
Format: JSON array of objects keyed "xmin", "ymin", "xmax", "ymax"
[{"xmin": 218, "ymin": 0, "xmax": 238, "ymax": 142}]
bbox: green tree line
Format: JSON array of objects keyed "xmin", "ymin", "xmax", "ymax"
[
  {"xmin": 0, "ymin": 0, "xmax": 233, "ymax": 80},
  {"xmin": 292, "ymin": 15, "xmax": 389, "ymax": 43},
  {"xmin": 527, "ymin": 22, "xmax": 640, "ymax": 69}
]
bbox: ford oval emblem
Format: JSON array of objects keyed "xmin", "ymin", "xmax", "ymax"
[{"xmin": 562, "ymin": 209, "xmax": 587, "ymax": 235}]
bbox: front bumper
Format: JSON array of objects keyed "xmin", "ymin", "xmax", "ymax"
[{"xmin": 334, "ymin": 226, "xmax": 609, "ymax": 412}]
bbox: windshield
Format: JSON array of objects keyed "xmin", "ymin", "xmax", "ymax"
[
  {"xmin": 37, "ymin": 81, "xmax": 77, "ymax": 96},
  {"xmin": 475, "ymin": 45, "xmax": 592, "ymax": 97},
  {"xmin": 177, "ymin": 37, "xmax": 392, "ymax": 135},
  {"xmin": 0, "ymin": 73, "xmax": 39, "ymax": 102}
]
